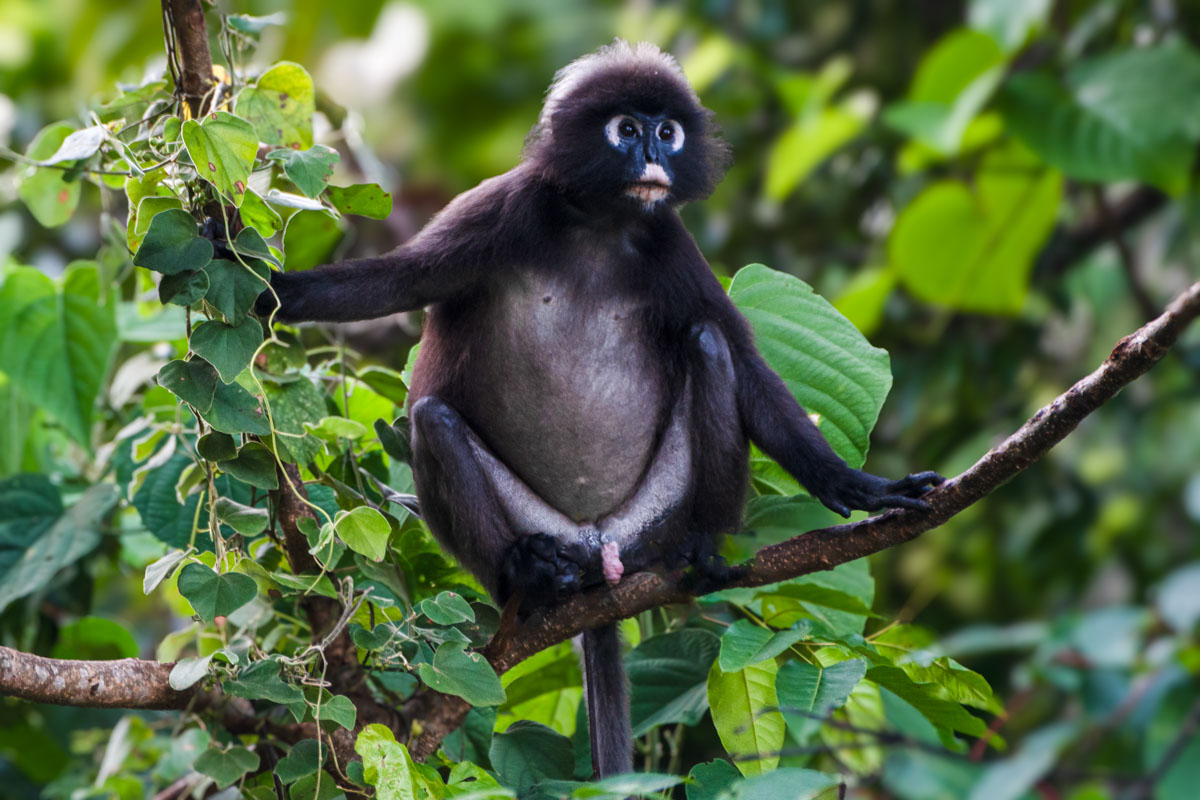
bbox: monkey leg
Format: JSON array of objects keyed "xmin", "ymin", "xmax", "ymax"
[{"xmin": 409, "ymin": 396, "xmax": 592, "ymax": 606}]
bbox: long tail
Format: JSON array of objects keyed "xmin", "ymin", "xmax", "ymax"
[{"xmin": 582, "ymin": 623, "xmax": 632, "ymax": 778}]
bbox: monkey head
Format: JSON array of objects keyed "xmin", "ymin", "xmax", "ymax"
[{"xmin": 525, "ymin": 39, "xmax": 731, "ymax": 213}]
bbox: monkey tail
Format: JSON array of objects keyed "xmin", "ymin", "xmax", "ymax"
[{"xmin": 582, "ymin": 623, "xmax": 632, "ymax": 778}]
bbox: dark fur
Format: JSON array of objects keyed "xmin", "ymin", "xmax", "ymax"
[{"xmin": 257, "ymin": 41, "xmax": 940, "ymax": 780}]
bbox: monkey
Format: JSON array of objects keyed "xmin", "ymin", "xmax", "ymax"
[{"xmin": 256, "ymin": 40, "xmax": 942, "ymax": 779}]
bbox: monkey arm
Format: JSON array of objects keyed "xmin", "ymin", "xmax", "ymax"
[
  {"xmin": 257, "ymin": 167, "xmax": 539, "ymax": 323},
  {"xmin": 729, "ymin": 340, "xmax": 940, "ymax": 515}
]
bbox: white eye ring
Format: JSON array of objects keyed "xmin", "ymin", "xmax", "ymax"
[
  {"xmin": 605, "ymin": 116, "xmax": 641, "ymax": 146},
  {"xmin": 656, "ymin": 120, "xmax": 684, "ymax": 153}
]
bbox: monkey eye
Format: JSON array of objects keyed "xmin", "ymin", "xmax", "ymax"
[
  {"xmin": 656, "ymin": 120, "xmax": 684, "ymax": 153},
  {"xmin": 605, "ymin": 115, "xmax": 641, "ymax": 147}
]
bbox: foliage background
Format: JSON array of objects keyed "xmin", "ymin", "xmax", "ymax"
[{"xmin": 1, "ymin": 1, "xmax": 1200, "ymax": 798}]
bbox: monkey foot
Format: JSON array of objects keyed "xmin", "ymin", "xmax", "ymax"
[{"xmin": 500, "ymin": 533, "xmax": 587, "ymax": 611}]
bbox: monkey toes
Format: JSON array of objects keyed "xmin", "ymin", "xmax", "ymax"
[{"xmin": 500, "ymin": 533, "xmax": 587, "ymax": 611}]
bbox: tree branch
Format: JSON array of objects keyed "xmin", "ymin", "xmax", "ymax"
[
  {"xmin": 162, "ymin": 0, "xmax": 214, "ymax": 119},
  {"xmin": 3, "ymin": 281, "xmax": 1198, "ymax": 766}
]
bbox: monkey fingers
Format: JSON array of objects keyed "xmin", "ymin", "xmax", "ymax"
[{"xmin": 500, "ymin": 533, "xmax": 589, "ymax": 612}]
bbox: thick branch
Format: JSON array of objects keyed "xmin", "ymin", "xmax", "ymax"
[
  {"xmin": 163, "ymin": 0, "xmax": 213, "ymax": 118},
  {"xmin": 4, "ymin": 282, "xmax": 1198, "ymax": 764},
  {"xmin": 406, "ymin": 278, "xmax": 1200, "ymax": 758}
]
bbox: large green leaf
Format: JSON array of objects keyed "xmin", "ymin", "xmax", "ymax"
[
  {"xmin": 195, "ymin": 746, "xmax": 259, "ymax": 789},
  {"xmin": 729, "ymin": 264, "xmax": 891, "ymax": 468},
  {"xmin": 181, "ymin": 111, "xmax": 258, "ymax": 207},
  {"xmin": 718, "ymin": 619, "xmax": 811, "ymax": 673},
  {"xmin": 775, "ymin": 658, "xmax": 867, "ymax": 743},
  {"xmin": 417, "ymin": 641, "xmax": 506, "ymax": 706},
  {"xmin": 327, "ymin": 183, "xmax": 393, "ymax": 219},
  {"xmin": 707, "ymin": 659, "xmax": 785, "ymax": 777},
  {"xmin": 721, "ymin": 769, "xmax": 842, "ymax": 800},
  {"xmin": 356, "ymin": 724, "xmax": 418, "ymax": 800},
  {"xmin": 334, "ymin": 506, "xmax": 392, "ymax": 561},
  {"xmin": 283, "ymin": 209, "xmax": 342, "ymax": 271},
  {"xmin": 490, "ymin": 721, "xmax": 574, "ymax": 793},
  {"xmin": 883, "ymin": 28, "xmax": 1006, "ymax": 155},
  {"xmin": 968, "ymin": 0, "xmax": 1051, "ymax": 52},
  {"xmin": 235, "ymin": 62, "xmax": 316, "ymax": 150},
  {"xmin": 866, "ymin": 665, "xmax": 988, "ymax": 740},
  {"xmin": 0, "ymin": 262, "xmax": 118, "ymax": 445},
  {"xmin": 1000, "ymin": 41, "xmax": 1200, "ymax": 195},
  {"xmin": 203, "ymin": 381, "xmax": 272, "ymax": 436},
  {"xmin": 17, "ymin": 123, "xmax": 82, "ymax": 227},
  {"xmin": 157, "ymin": 359, "xmax": 218, "ymax": 413},
  {"xmin": 889, "ymin": 142, "xmax": 1061, "ymax": 314},
  {"xmin": 0, "ymin": 482, "xmax": 118, "ymax": 613},
  {"xmin": 203, "ymin": 259, "xmax": 271, "ymax": 323},
  {"xmin": 627, "ymin": 629, "xmax": 720, "ymax": 736}
]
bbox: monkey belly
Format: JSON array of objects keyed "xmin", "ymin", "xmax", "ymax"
[{"xmin": 468, "ymin": 280, "xmax": 670, "ymax": 523}]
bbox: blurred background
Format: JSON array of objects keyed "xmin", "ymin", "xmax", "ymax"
[{"xmin": 2, "ymin": 0, "xmax": 1200, "ymax": 796}]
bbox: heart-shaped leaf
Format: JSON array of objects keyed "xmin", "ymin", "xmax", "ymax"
[
  {"xmin": 158, "ymin": 269, "xmax": 209, "ymax": 306},
  {"xmin": 17, "ymin": 123, "xmax": 82, "ymax": 227},
  {"xmin": 334, "ymin": 506, "xmax": 391, "ymax": 562},
  {"xmin": 177, "ymin": 562, "xmax": 258, "ymax": 622},
  {"xmin": 157, "ymin": 359, "xmax": 218, "ymax": 413},
  {"xmin": 230, "ymin": 226, "xmax": 280, "ymax": 266},
  {"xmin": 275, "ymin": 739, "xmax": 325, "ymax": 784},
  {"xmin": 417, "ymin": 641, "xmax": 506, "ymax": 706},
  {"xmin": 235, "ymin": 62, "xmax": 315, "ymax": 150},
  {"xmin": 190, "ymin": 317, "xmax": 263, "ymax": 383},
  {"xmin": 203, "ymin": 259, "xmax": 271, "ymax": 323},
  {"xmin": 181, "ymin": 111, "xmax": 258, "ymax": 206},
  {"xmin": 267, "ymin": 145, "xmax": 340, "ymax": 198},
  {"xmin": 202, "ymin": 381, "xmax": 271, "ymax": 436},
  {"xmin": 195, "ymin": 746, "xmax": 260, "ymax": 789},
  {"xmin": 417, "ymin": 591, "xmax": 475, "ymax": 625},
  {"xmin": 133, "ymin": 208, "xmax": 213, "ymax": 275},
  {"xmin": 218, "ymin": 442, "xmax": 278, "ymax": 490},
  {"xmin": 213, "ymin": 497, "xmax": 269, "ymax": 536},
  {"xmin": 196, "ymin": 432, "xmax": 238, "ymax": 461}
]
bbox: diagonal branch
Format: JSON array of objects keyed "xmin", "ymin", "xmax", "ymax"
[{"xmin": 2, "ymin": 281, "xmax": 1198, "ymax": 764}]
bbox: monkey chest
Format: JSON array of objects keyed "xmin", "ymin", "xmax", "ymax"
[{"xmin": 469, "ymin": 276, "xmax": 669, "ymax": 522}]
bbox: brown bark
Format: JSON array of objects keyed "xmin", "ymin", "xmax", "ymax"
[{"xmin": 163, "ymin": 0, "xmax": 214, "ymax": 118}]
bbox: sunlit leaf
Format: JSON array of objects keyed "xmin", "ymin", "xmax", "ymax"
[
  {"xmin": 181, "ymin": 111, "xmax": 258, "ymax": 206},
  {"xmin": 268, "ymin": 144, "xmax": 339, "ymax": 198},
  {"xmin": 707, "ymin": 659, "xmax": 785, "ymax": 777},
  {"xmin": 176, "ymin": 562, "xmax": 258, "ymax": 622},
  {"xmin": 235, "ymin": 61, "xmax": 315, "ymax": 150},
  {"xmin": 18, "ymin": 123, "xmax": 82, "ymax": 227},
  {"xmin": 327, "ymin": 183, "xmax": 393, "ymax": 219}
]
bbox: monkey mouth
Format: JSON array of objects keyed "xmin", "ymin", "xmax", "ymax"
[{"xmin": 626, "ymin": 181, "xmax": 671, "ymax": 203}]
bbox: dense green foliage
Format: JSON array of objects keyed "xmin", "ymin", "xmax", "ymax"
[{"xmin": 1, "ymin": 2, "xmax": 1199, "ymax": 799}]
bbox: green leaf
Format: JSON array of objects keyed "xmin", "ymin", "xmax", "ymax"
[
  {"xmin": 775, "ymin": 658, "xmax": 867, "ymax": 743},
  {"xmin": 131, "ymin": 196, "xmax": 185, "ymax": 252},
  {"xmin": 628, "ymin": 629, "xmax": 720, "ymax": 736},
  {"xmin": 968, "ymin": 0, "xmax": 1052, "ymax": 51},
  {"xmin": 228, "ymin": 12, "xmax": 287, "ymax": 35},
  {"xmin": 223, "ymin": 658, "xmax": 304, "ymax": 704},
  {"xmin": 1000, "ymin": 66, "xmax": 1195, "ymax": 194},
  {"xmin": 275, "ymin": 739, "xmax": 325, "ymax": 784},
  {"xmin": 417, "ymin": 590, "xmax": 476, "ymax": 625},
  {"xmin": 17, "ymin": 123, "xmax": 82, "ymax": 227},
  {"xmin": 197, "ymin": 432, "xmax": 238, "ymax": 462},
  {"xmin": 968, "ymin": 723, "xmax": 1076, "ymax": 800},
  {"xmin": 764, "ymin": 104, "xmax": 870, "ymax": 201},
  {"xmin": 157, "ymin": 359, "xmax": 218, "ymax": 413},
  {"xmin": 235, "ymin": 62, "xmax": 316, "ymax": 150},
  {"xmin": 190, "ymin": 317, "xmax": 264, "ymax": 383},
  {"xmin": 333, "ymin": 506, "xmax": 391, "ymax": 561},
  {"xmin": 181, "ymin": 111, "xmax": 258, "ymax": 206},
  {"xmin": 327, "ymin": 183, "xmax": 393, "ymax": 219},
  {"xmin": 707, "ymin": 659, "xmax": 785, "ymax": 777},
  {"xmin": 213, "ymin": 497, "xmax": 269, "ymax": 536},
  {"xmin": 753, "ymin": 560, "xmax": 875, "ymax": 636},
  {"xmin": 305, "ymin": 415, "xmax": 368, "ymax": 441},
  {"xmin": 375, "ymin": 417, "xmax": 413, "ymax": 463},
  {"xmin": 282, "ymin": 209, "xmax": 342, "ymax": 271},
  {"xmin": 132, "ymin": 208, "xmax": 213, "ymax": 275},
  {"xmin": 728, "ymin": 264, "xmax": 890, "ymax": 468},
  {"xmin": 722, "ymin": 768, "xmax": 842, "ymax": 800},
  {"xmin": 0, "ymin": 263, "xmax": 119, "ymax": 444},
  {"xmin": 240, "ymin": 189, "xmax": 284, "ymax": 237},
  {"xmin": 356, "ymin": 724, "xmax": 417, "ymax": 800},
  {"xmin": 218, "ymin": 442, "xmax": 279, "ymax": 490},
  {"xmin": 203, "ymin": 259, "xmax": 271, "ymax": 323},
  {"xmin": 883, "ymin": 28, "xmax": 1006, "ymax": 155},
  {"xmin": 889, "ymin": 141, "xmax": 1061, "ymax": 314},
  {"xmin": 194, "ymin": 746, "xmax": 259, "ymax": 789},
  {"xmin": 143, "ymin": 549, "xmax": 187, "ymax": 594},
  {"xmin": 169, "ymin": 655, "xmax": 213, "ymax": 691},
  {"xmin": 230, "ymin": 226, "xmax": 281, "ymax": 266},
  {"xmin": 158, "ymin": 269, "xmax": 210, "ymax": 306},
  {"xmin": 34, "ymin": 124, "xmax": 106, "ymax": 165},
  {"xmin": 490, "ymin": 721, "xmax": 574, "ymax": 792},
  {"xmin": 203, "ymin": 380, "xmax": 271, "ymax": 436},
  {"xmin": 417, "ymin": 641, "xmax": 506, "ymax": 706},
  {"xmin": 572, "ymin": 774, "xmax": 684, "ymax": 798},
  {"xmin": 263, "ymin": 377, "xmax": 325, "ymax": 464},
  {"xmin": 0, "ymin": 481, "xmax": 118, "ymax": 613},
  {"xmin": 718, "ymin": 620, "xmax": 811, "ymax": 672},
  {"xmin": 268, "ymin": 145, "xmax": 340, "ymax": 198},
  {"xmin": 865, "ymin": 665, "xmax": 988, "ymax": 739},
  {"xmin": 686, "ymin": 759, "xmax": 742, "ymax": 800},
  {"xmin": 177, "ymin": 562, "xmax": 258, "ymax": 622},
  {"xmin": 50, "ymin": 616, "xmax": 137, "ymax": 660},
  {"xmin": 317, "ymin": 693, "xmax": 358, "ymax": 730}
]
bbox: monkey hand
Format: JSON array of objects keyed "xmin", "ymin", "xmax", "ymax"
[
  {"xmin": 815, "ymin": 469, "xmax": 943, "ymax": 518},
  {"xmin": 500, "ymin": 533, "xmax": 589, "ymax": 611}
]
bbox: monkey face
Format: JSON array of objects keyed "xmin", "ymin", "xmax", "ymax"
[{"xmin": 602, "ymin": 112, "xmax": 685, "ymax": 207}]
